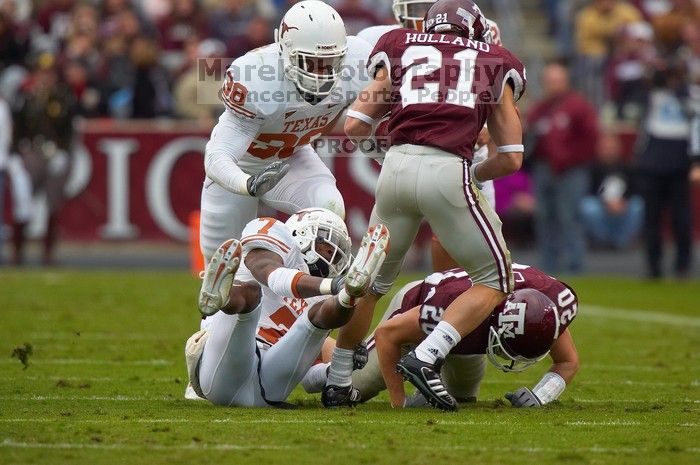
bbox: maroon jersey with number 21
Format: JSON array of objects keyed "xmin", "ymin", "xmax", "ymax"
[{"xmin": 368, "ymin": 28, "xmax": 527, "ymax": 160}]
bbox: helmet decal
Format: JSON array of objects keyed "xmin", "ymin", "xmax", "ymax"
[
  {"xmin": 280, "ymin": 21, "xmax": 299, "ymax": 39},
  {"xmin": 497, "ymin": 301, "xmax": 526, "ymax": 339}
]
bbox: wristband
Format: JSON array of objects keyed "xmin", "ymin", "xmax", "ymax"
[
  {"xmin": 497, "ymin": 144, "xmax": 525, "ymax": 153},
  {"xmin": 267, "ymin": 268, "xmax": 304, "ymax": 299},
  {"xmin": 337, "ymin": 288, "xmax": 355, "ymax": 308},
  {"xmin": 532, "ymin": 371, "xmax": 566, "ymax": 404},
  {"xmin": 319, "ymin": 278, "xmax": 333, "ymax": 295},
  {"xmin": 347, "ymin": 109, "xmax": 377, "ymax": 127}
]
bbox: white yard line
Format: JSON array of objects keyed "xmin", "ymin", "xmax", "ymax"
[
  {"xmin": 25, "ymin": 332, "xmax": 169, "ymax": 341},
  {"xmin": 4, "ymin": 395, "xmax": 692, "ymax": 405},
  {"xmin": 3, "ymin": 376, "xmax": 695, "ymax": 387},
  {"xmin": 0, "ymin": 359, "xmax": 171, "ymax": 366},
  {"xmin": 1, "ymin": 438, "xmax": 698, "ymax": 454},
  {"xmin": 581, "ymin": 305, "xmax": 700, "ymax": 328},
  {"xmin": 0, "ymin": 418, "xmax": 696, "ymax": 427}
]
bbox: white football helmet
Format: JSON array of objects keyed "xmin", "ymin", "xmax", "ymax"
[
  {"xmin": 285, "ymin": 208, "xmax": 352, "ymax": 278},
  {"xmin": 275, "ymin": 1, "xmax": 347, "ymax": 97},
  {"xmin": 393, "ymin": 0, "xmax": 436, "ymax": 30}
]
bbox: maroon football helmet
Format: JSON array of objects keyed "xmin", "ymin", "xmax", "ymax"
[
  {"xmin": 486, "ymin": 289, "xmax": 560, "ymax": 372},
  {"xmin": 423, "ymin": 0, "xmax": 488, "ymax": 41}
]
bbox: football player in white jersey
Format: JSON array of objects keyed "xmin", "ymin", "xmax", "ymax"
[
  {"xmin": 200, "ymin": 0, "xmax": 373, "ymax": 262},
  {"xmin": 186, "ymin": 209, "xmax": 390, "ymax": 407}
]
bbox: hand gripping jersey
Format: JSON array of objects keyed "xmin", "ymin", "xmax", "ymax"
[
  {"xmin": 217, "ymin": 36, "xmax": 372, "ymax": 174},
  {"xmin": 404, "ymin": 264, "xmax": 577, "ymax": 355},
  {"xmin": 236, "ymin": 217, "xmax": 326, "ymax": 346},
  {"xmin": 368, "ymin": 28, "xmax": 526, "ymax": 160}
]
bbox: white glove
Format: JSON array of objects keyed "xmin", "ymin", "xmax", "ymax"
[{"xmin": 505, "ymin": 387, "xmax": 542, "ymax": 407}]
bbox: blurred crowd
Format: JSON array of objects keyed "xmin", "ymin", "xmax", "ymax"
[
  {"xmin": 0, "ymin": 0, "xmax": 699, "ymax": 278},
  {"xmin": 0, "ymin": 0, "xmax": 395, "ymax": 121},
  {"xmin": 522, "ymin": 0, "xmax": 700, "ymax": 278}
]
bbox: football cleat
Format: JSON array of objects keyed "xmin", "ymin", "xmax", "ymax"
[
  {"xmin": 198, "ymin": 239, "xmax": 242, "ymax": 316},
  {"xmin": 396, "ymin": 351, "xmax": 458, "ymax": 412},
  {"xmin": 184, "ymin": 330, "xmax": 209, "ymax": 399},
  {"xmin": 321, "ymin": 384, "xmax": 361, "ymax": 408},
  {"xmin": 344, "ymin": 224, "xmax": 390, "ymax": 297}
]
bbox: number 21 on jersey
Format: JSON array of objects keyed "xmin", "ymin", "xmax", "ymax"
[{"xmin": 400, "ymin": 46, "xmax": 479, "ymax": 109}]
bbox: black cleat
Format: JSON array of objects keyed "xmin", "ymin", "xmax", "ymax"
[
  {"xmin": 396, "ymin": 351, "xmax": 458, "ymax": 412},
  {"xmin": 322, "ymin": 384, "xmax": 361, "ymax": 408}
]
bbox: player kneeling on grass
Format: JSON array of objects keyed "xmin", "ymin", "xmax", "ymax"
[
  {"xmin": 349, "ymin": 264, "xmax": 579, "ymax": 408},
  {"xmin": 186, "ymin": 208, "xmax": 390, "ymax": 407}
]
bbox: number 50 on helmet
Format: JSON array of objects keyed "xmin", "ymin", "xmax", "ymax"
[{"xmin": 487, "ymin": 288, "xmax": 561, "ymax": 372}]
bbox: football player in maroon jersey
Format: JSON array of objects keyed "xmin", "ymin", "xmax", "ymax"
[
  {"xmin": 355, "ymin": 264, "xmax": 579, "ymax": 408},
  {"xmin": 325, "ymin": 0, "xmax": 527, "ymax": 410}
]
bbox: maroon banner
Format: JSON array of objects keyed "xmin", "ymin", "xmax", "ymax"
[
  {"xmin": 61, "ymin": 119, "xmax": 391, "ymax": 242},
  {"xmin": 16, "ymin": 120, "xmax": 697, "ymax": 243}
]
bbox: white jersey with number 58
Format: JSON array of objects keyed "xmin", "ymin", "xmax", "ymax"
[{"xmin": 212, "ymin": 36, "xmax": 373, "ymax": 175}]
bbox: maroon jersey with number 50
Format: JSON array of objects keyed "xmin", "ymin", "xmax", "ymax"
[{"xmin": 368, "ymin": 29, "xmax": 526, "ymax": 160}]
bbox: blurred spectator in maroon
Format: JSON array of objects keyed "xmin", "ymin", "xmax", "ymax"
[
  {"xmin": 635, "ymin": 59, "xmax": 695, "ymax": 278},
  {"xmin": 575, "ymin": 0, "xmax": 642, "ymax": 106},
  {"xmin": 0, "ymin": 10, "xmax": 29, "ymax": 67},
  {"xmin": 158, "ymin": 0, "xmax": 209, "ymax": 51},
  {"xmin": 581, "ymin": 132, "xmax": 644, "ymax": 249},
  {"xmin": 527, "ymin": 62, "xmax": 600, "ymax": 274},
  {"xmin": 604, "ymin": 21, "xmax": 657, "ymax": 122},
  {"xmin": 493, "ymin": 172, "xmax": 536, "ymax": 248},
  {"xmin": 63, "ymin": 5, "xmax": 101, "ymax": 71},
  {"xmin": 209, "ymin": 0, "xmax": 258, "ymax": 44},
  {"xmin": 652, "ymin": 0, "xmax": 700, "ymax": 52},
  {"xmin": 14, "ymin": 52, "xmax": 77, "ymax": 266},
  {"xmin": 227, "ymin": 16, "xmax": 271, "ymax": 58},
  {"xmin": 36, "ymin": 0, "xmax": 75, "ymax": 39},
  {"xmin": 63, "ymin": 59, "xmax": 101, "ymax": 116},
  {"xmin": 129, "ymin": 37, "xmax": 173, "ymax": 118},
  {"xmin": 174, "ymin": 38, "xmax": 226, "ymax": 123},
  {"xmin": 334, "ymin": 0, "xmax": 383, "ymax": 35}
]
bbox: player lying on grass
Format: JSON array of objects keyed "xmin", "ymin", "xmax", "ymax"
[
  {"xmin": 348, "ymin": 264, "xmax": 580, "ymax": 408},
  {"xmin": 186, "ymin": 209, "xmax": 389, "ymax": 407}
]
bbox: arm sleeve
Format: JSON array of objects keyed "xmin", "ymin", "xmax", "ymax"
[
  {"xmin": 498, "ymin": 49, "xmax": 527, "ymax": 103},
  {"xmin": 204, "ymin": 109, "xmax": 264, "ymax": 195},
  {"xmin": 367, "ymin": 31, "xmax": 395, "ymax": 78}
]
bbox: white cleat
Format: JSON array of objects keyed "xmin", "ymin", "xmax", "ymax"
[
  {"xmin": 184, "ymin": 329, "xmax": 209, "ymax": 400},
  {"xmin": 345, "ymin": 224, "xmax": 390, "ymax": 297},
  {"xmin": 198, "ymin": 239, "xmax": 242, "ymax": 316}
]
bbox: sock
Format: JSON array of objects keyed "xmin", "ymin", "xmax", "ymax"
[
  {"xmin": 326, "ymin": 347, "xmax": 355, "ymax": 387},
  {"xmin": 414, "ymin": 321, "xmax": 461, "ymax": 364}
]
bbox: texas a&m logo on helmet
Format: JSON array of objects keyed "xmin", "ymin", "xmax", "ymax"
[{"xmin": 487, "ymin": 288, "xmax": 560, "ymax": 372}]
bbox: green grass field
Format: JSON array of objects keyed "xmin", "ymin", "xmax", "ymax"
[{"xmin": 0, "ymin": 270, "xmax": 698, "ymax": 465}]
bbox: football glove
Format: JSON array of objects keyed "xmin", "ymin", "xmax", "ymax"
[
  {"xmin": 330, "ymin": 274, "xmax": 345, "ymax": 295},
  {"xmin": 247, "ymin": 161, "xmax": 290, "ymax": 197},
  {"xmin": 352, "ymin": 341, "xmax": 368, "ymax": 370},
  {"xmin": 505, "ymin": 387, "xmax": 542, "ymax": 408}
]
